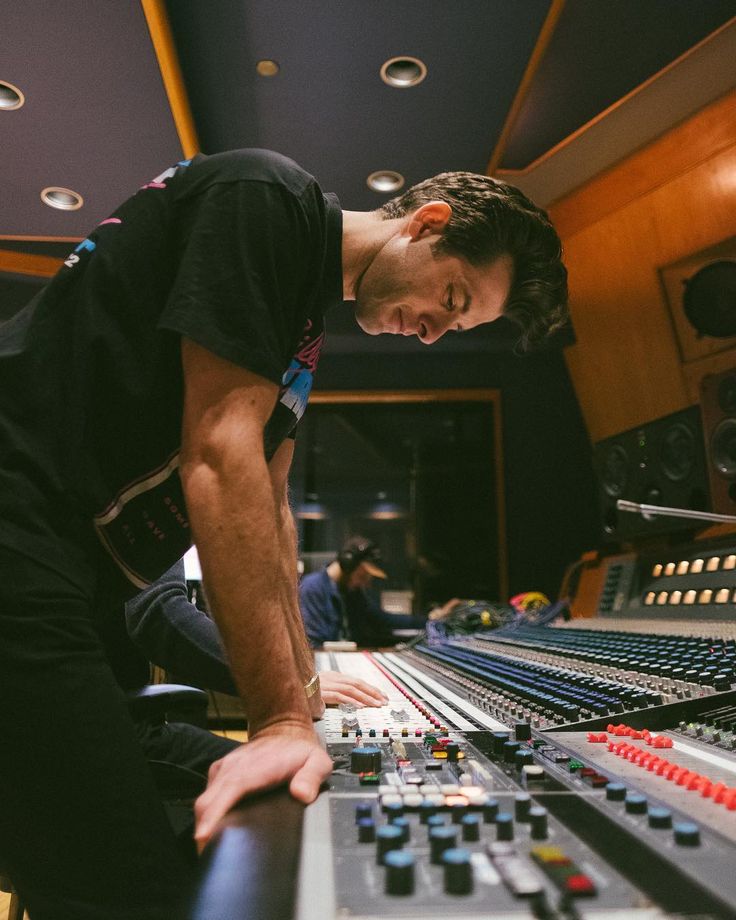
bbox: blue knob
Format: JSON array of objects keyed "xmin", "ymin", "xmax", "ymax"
[
  {"xmin": 496, "ymin": 812, "xmax": 514, "ymax": 841},
  {"xmin": 376, "ymin": 824, "xmax": 403, "ymax": 864},
  {"xmin": 648, "ymin": 807, "xmax": 672, "ymax": 830},
  {"xmin": 357, "ymin": 817, "xmax": 375, "ymax": 843},
  {"xmin": 674, "ymin": 822, "xmax": 701, "ymax": 847},
  {"xmin": 442, "ymin": 847, "xmax": 473, "ymax": 895},
  {"xmin": 461, "ymin": 814, "xmax": 481, "ymax": 842},
  {"xmin": 355, "ymin": 802, "xmax": 372, "ymax": 822},
  {"xmin": 429, "ymin": 826, "xmax": 457, "ymax": 864},
  {"xmin": 384, "ymin": 849, "xmax": 415, "ymax": 896}
]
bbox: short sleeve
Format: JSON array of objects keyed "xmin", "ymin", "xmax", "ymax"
[{"xmin": 159, "ymin": 178, "xmax": 316, "ymax": 385}]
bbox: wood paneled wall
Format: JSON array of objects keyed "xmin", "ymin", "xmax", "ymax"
[{"xmin": 549, "ymin": 89, "xmax": 736, "ymax": 443}]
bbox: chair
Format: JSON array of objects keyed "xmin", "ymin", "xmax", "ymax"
[{"xmin": 1, "ymin": 683, "xmax": 209, "ymax": 919}]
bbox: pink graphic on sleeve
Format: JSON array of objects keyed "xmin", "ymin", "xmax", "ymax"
[{"xmin": 293, "ymin": 319, "xmax": 325, "ymax": 373}]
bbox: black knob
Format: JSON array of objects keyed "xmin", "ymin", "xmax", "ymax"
[
  {"xmin": 674, "ymin": 822, "xmax": 701, "ymax": 847},
  {"xmin": 648, "ymin": 807, "xmax": 672, "ymax": 830},
  {"xmin": 496, "ymin": 813, "xmax": 514, "ymax": 841},
  {"xmin": 514, "ymin": 793, "xmax": 532, "ymax": 822},
  {"xmin": 504, "ymin": 740, "xmax": 521, "ymax": 763},
  {"xmin": 357, "ymin": 817, "xmax": 375, "ymax": 842},
  {"xmin": 605, "ymin": 782, "xmax": 627, "ymax": 802},
  {"xmin": 529, "ymin": 806, "xmax": 548, "ymax": 840},
  {"xmin": 430, "ymin": 826, "xmax": 457, "ymax": 864},
  {"xmin": 461, "ymin": 814, "xmax": 481, "ymax": 842},
  {"xmin": 384, "ymin": 849, "xmax": 415, "ymax": 896},
  {"xmin": 442, "ymin": 848, "xmax": 473, "ymax": 895},
  {"xmin": 376, "ymin": 825, "xmax": 403, "ymax": 863},
  {"xmin": 392, "ymin": 816, "xmax": 410, "ymax": 843},
  {"xmin": 351, "ymin": 745, "xmax": 382, "ymax": 774},
  {"xmin": 515, "ymin": 749, "xmax": 534, "ymax": 770},
  {"xmin": 446, "ymin": 800, "xmax": 464, "ymax": 822},
  {"xmin": 355, "ymin": 802, "xmax": 372, "ymax": 822},
  {"xmin": 384, "ymin": 802, "xmax": 404, "ymax": 821},
  {"xmin": 482, "ymin": 798, "xmax": 499, "ymax": 823},
  {"xmin": 492, "ymin": 731, "xmax": 511, "ymax": 759},
  {"xmin": 625, "ymin": 793, "xmax": 647, "ymax": 815},
  {"xmin": 515, "ymin": 722, "xmax": 532, "ymax": 741},
  {"xmin": 446, "ymin": 742, "xmax": 460, "ymax": 762},
  {"xmin": 419, "ymin": 801, "xmax": 437, "ymax": 823}
]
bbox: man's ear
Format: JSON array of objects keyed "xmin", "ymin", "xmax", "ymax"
[{"xmin": 405, "ymin": 200, "xmax": 452, "ymax": 240}]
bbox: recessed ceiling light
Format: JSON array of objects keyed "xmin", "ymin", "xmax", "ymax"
[
  {"xmin": 0, "ymin": 80, "xmax": 24, "ymax": 110},
  {"xmin": 256, "ymin": 59, "xmax": 280, "ymax": 77},
  {"xmin": 41, "ymin": 187, "xmax": 84, "ymax": 211},
  {"xmin": 366, "ymin": 170, "xmax": 405, "ymax": 194},
  {"xmin": 380, "ymin": 57, "xmax": 427, "ymax": 88}
]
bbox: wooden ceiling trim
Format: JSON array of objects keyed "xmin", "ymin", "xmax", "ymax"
[
  {"xmin": 548, "ymin": 87, "xmax": 736, "ymax": 239},
  {"xmin": 0, "ymin": 249, "xmax": 63, "ymax": 278},
  {"xmin": 497, "ymin": 14, "xmax": 736, "ymax": 180},
  {"xmin": 486, "ymin": 0, "xmax": 566, "ymax": 177},
  {"xmin": 141, "ymin": 0, "xmax": 200, "ymax": 159}
]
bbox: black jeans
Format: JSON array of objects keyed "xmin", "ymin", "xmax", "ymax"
[
  {"xmin": 0, "ymin": 546, "xmax": 193, "ymax": 920},
  {"xmin": 134, "ymin": 721, "xmax": 240, "ymax": 777}
]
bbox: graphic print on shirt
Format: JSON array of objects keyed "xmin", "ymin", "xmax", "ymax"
[
  {"xmin": 93, "ymin": 450, "xmax": 190, "ymax": 590},
  {"xmin": 62, "ymin": 160, "xmax": 192, "ymax": 269},
  {"xmin": 264, "ymin": 316, "xmax": 325, "ymax": 459},
  {"xmin": 97, "ymin": 316, "xmax": 326, "ymax": 588}
]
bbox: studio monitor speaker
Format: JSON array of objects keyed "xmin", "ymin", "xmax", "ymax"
[
  {"xmin": 700, "ymin": 367, "xmax": 736, "ymax": 514},
  {"xmin": 593, "ymin": 405, "xmax": 710, "ymax": 542}
]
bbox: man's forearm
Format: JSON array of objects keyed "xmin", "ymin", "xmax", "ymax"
[
  {"xmin": 182, "ymin": 453, "xmax": 312, "ymax": 736},
  {"xmin": 275, "ymin": 501, "xmax": 316, "ymax": 693}
]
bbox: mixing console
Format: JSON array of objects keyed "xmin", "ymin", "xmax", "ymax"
[
  {"xmin": 292, "ymin": 648, "xmax": 736, "ymax": 919},
  {"xmin": 192, "ymin": 537, "xmax": 736, "ymax": 919}
]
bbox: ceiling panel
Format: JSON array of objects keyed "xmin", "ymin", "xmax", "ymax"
[
  {"xmin": 501, "ymin": 0, "xmax": 736, "ymax": 170},
  {"xmin": 165, "ymin": 0, "xmax": 552, "ymax": 210},
  {"xmin": 1, "ymin": 1, "xmax": 183, "ymax": 239}
]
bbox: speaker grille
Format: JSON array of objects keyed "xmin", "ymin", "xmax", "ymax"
[
  {"xmin": 700, "ymin": 368, "xmax": 736, "ymax": 514},
  {"xmin": 594, "ymin": 406, "xmax": 709, "ymax": 542}
]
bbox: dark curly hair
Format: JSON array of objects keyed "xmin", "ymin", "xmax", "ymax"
[{"xmin": 380, "ymin": 172, "xmax": 568, "ymax": 349}]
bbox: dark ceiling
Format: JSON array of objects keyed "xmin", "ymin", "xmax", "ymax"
[{"xmin": 2, "ymin": 1, "xmax": 736, "ymax": 353}]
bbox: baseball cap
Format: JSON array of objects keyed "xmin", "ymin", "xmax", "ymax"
[{"xmin": 340, "ymin": 536, "xmax": 388, "ymax": 579}]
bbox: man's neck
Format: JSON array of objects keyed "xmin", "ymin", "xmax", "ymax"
[{"xmin": 341, "ymin": 209, "xmax": 402, "ymax": 301}]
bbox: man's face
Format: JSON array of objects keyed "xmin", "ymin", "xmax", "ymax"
[
  {"xmin": 347, "ymin": 563, "xmax": 374, "ymax": 591},
  {"xmin": 353, "ymin": 228, "xmax": 513, "ymax": 345}
]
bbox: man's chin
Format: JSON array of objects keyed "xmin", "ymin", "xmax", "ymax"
[{"xmin": 354, "ymin": 306, "xmax": 382, "ymax": 336}]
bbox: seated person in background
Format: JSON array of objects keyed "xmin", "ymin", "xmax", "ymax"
[
  {"xmin": 300, "ymin": 536, "xmax": 458, "ymax": 647},
  {"xmin": 101, "ymin": 558, "xmax": 389, "ymax": 777}
]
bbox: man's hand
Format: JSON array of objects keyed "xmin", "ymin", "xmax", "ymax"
[
  {"xmin": 428, "ymin": 597, "xmax": 461, "ymax": 621},
  {"xmin": 319, "ymin": 671, "xmax": 388, "ymax": 707},
  {"xmin": 194, "ymin": 724, "xmax": 333, "ymax": 849}
]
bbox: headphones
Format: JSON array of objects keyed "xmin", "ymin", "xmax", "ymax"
[{"xmin": 338, "ymin": 538, "xmax": 381, "ymax": 575}]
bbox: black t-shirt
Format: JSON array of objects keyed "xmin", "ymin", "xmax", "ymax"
[{"xmin": 0, "ymin": 149, "xmax": 342, "ymax": 595}]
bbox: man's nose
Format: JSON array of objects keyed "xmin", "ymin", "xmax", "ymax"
[{"xmin": 418, "ymin": 314, "xmax": 450, "ymax": 345}]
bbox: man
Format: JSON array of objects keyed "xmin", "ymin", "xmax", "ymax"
[
  {"xmin": 300, "ymin": 535, "xmax": 456, "ymax": 647},
  {"xmin": 0, "ymin": 148, "xmax": 566, "ymax": 919}
]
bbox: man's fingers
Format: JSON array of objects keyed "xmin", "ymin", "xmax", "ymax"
[
  {"xmin": 341, "ymin": 686, "xmax": 385, "ymax": 707},
  {"xmin": 345, "ymin": 676, "xmax": 388, "ymax": 703},
  {"xmin": 194, "ymin": 774, "xmax": 256, "ymax": 848},
  {"xmin": 289, "ymin": 750, "xmax": 333, "ymax": 804},
  {"xmin": 322, "ymin": 691, "xmax": 362, "ymax": 707},
  {"xmin": 323, "ymin": 672, "xmax": 388, "ymax": 705},
  {"xmin": 208, "ymin": 757, "xmax": 224, "ymax": 782},
  {"xmin": 193, "ymin": 734, "xmax": 332, "ymax": 847}
]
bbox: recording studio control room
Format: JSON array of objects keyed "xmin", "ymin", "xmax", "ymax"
[{"xmin": 2, "ymin": 3, "xmax": 736, "ymax": 919}]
